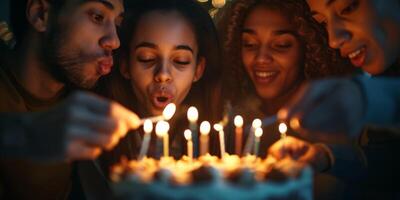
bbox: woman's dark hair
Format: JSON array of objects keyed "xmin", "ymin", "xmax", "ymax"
[
  {"xmin": 217, "ymin": 0, "xmax": 353, "ymax": 104},
  {"xmin": 100, "ymin": 0, "xmax": 223, "ymax": 123}
]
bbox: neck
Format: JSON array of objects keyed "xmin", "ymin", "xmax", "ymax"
[
  {"xmin": 260, "ymin": 82, "xmax": 303, "ymax": 116},
  {"xmin": 12, "ymin": 35, "xmax": 65, "ymax": 99}
]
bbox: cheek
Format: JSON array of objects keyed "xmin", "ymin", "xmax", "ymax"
[
  {"xmin": 172, "ymin": 69, "xmax": 197, "ymax": 103},
  {"xmin": 241, "ymin": 51, "xmax": 255, "ymax": 73}
]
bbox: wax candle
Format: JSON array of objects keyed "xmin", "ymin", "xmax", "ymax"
[
  {"xmin": 254, "ymin": 127, "xmax": 263, "ymax": 157},
  {"xmin": 243, "ymin": 118, "xmax": 262, "ymax": 155},
  {"xmin": 184, "ymin": 129, "xmax": 193, "ymax": 160},
  {"xmin": 214, "ymin": 123, "xmax": 225, "ymax": 157},
  {"xmin": 138, "ymin": 119, "xmax": 153, "ymax": 160},
  {"xmin": 139, "ymin": 103, "xmax": 176, "ymax": 125},
  {"xmin": 199, "ymin": 121, "xmax": 211, "ymax": 156},
  {"xmin": 279, "ymin": 122, "xmax": 287, "ymax": 140},
  {"xmin": 234, "ymin": 115, "xmax": 243, "ymax": 156},
  {"xmin": 187, "ymin": 106, "xmax": 199, "ymax": 158},
  {"xmin": 155, "ymin": 120, "xmax": 170, "ymax": 158}
]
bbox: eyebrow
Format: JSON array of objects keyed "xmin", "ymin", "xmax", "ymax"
[
  {"xmin": 135, "ymin": 42, "xmax": 194, "ymax": 54},
  {"xmin": 83, "ymin": 0, "xmax": 115, "ymax": 10},
  {"xmin": 242, "ymin": 28, "xmax": 297, "ymax": 37},
  {"xmin": 311, "ymin": 0, "xmax": 335, "ymax": 15}
]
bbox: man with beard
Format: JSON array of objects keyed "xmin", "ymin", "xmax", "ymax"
[{"xmin": 0, "ymin": 0, "xmax": 141, "ymax": 199}]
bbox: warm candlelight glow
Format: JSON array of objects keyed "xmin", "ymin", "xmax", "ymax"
[
  {"xmin": 184, "ymin": 129, "xmax": 193, "ymax": 159},
  {"xmin": 155, "ymin": 121, "xmax": 169, "ymax": 137},
  {"xmin": 234, "ymin": 115, "xmax": 244, "ymax": 127},
  {"xmin": 234, "ymin": 115, "xmax": 243, "ymax": 156},
  {"xmin": 200, "ymin": 121, "xmax": 210, "ymax": 156},
  {"xmin": 184, "ymin": 129, "xmax": 192, "ymax": 140},
  {"xmin": 139, "ymin": 119, "xmax": 153, "ymax": 160},
  {"xmin": 252, "ymin": 118, "xmax": 262, "ymax": 128},
  {"xmin": 163, "ymin": 103, "xmax": 176, "ymax": 120},
  {"xmin": 143, "ymin": 119, "xmax": 153, "ymax": 133},
  {"xmin": 214, "ymin": 123, "xmax": 225, "ymax": 157},
  {"xmin": 187, "ymin": 106, "xmax": 199, "ymax": 122},
  {"xmin": 212, "ymin": 0, "xmax": 226, "ymax": 8},
  {"xmin": 200, "ymin": 121, "xmax": 211, "ymax": 135},
  {"xmin": 213, "ymin": 123, "xmax": 223, "ymax": 132},
  {"xmin": 279, "ymin": 122, "xmax": 287, "ymax": 140},
  {"xmin": 255, "ymin": 127, "xmax": 263, "ymax": 138},
  {"xmin": 279, "ymin": 123, "xmax": 287, "ymax": 134},
  {"xmin": 155, "ymin": 120, "xmax": 170, "ymax": 157},
  {"xmin": 289, "ymin": 118, "xmax": 300, "ymax": 130}
]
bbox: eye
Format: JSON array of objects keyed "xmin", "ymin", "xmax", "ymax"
[
  {"xmin": 274, "ymin": 42, "xmax": 293, "ymax": 49},
  {"xmin": 89, "ymin": 10, "xmax": 105, "ymax": 24},
  {"xmin": 174, "ymin": 60, "xmax": 191, "ymax": 65},
  {"xmin": 340, "ymin": 0, "xmax": 359, "ymax": 15},
  {"xmin": 137, "ymin": 54, "xmax": 157, "ymax": 63},
  {"xmin": 242, "ymin": 40, "xmax": 259, "ymax": 50}
]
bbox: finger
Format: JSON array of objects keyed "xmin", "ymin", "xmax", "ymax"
[
  {"xmin": 66, "ymin": 141, "xmax": 102, "ymax": 160},
  {"xmin": 110, "ymin": 102, "xmax": 141, "ymax": 131},
  {"xmin": 67, "ymin": 125, "xmax": 116, "ymax": 149},
  {"xmin": 70, "ymin": 106, "xmax": 119, "ymax": 134},
  {"xmin": 268, "ymin": 140, "xmax": 286, "ymax": 160}
]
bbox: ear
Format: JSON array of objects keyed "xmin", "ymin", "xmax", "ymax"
[
  {"xmin": 119, "ymin": 54, "xmax": 131, "ymax": 80},
  {"xmin": 26, "ymin": 0, "xmax": 50, "ymax": 32},
  {"xmin": 193, "ymin": 57, "xmax": 205, "ymax": 82}
]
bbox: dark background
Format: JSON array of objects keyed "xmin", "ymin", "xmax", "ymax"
[{"xmin": 0, "ymin": 0, "xmax": 10, "ymax": 22}]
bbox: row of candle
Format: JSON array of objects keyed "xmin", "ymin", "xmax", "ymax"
[{"xmin": 138, "ymin": 103, "xmax": 288, "ymax": 160}]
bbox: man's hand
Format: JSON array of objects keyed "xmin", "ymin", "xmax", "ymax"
[
  {"xmin": 268, "ymin": 136, "xmax": 332, "ymax": 172},
  {"xmin": 27, "ymin": 92, "xmax": 141, "ymax": 161},
  {"xmin": 278, "ymin": 79, "xmax": 366, "ymax": 142}
]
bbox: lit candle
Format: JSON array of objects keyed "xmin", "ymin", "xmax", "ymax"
[
  {"xmin": 184, "ymin": 129, "xmax": 193, "ymax": 160},
  {"xmin": 187, "ymin": 106, "xmax": 199, "ymax": 158},
  {"xmin": 155, "ymin": 120, "xmax": 170, "ymax": 158},
  {"xmin": 279, "ymin": 122, "xmax": 287, "ymax": 140},
  {"xmin": 140, "ymin": 103, "xmax": 176, "ymax": 124},
  {"xmin": 200, "ymin": 121, "xmax": 211, "ymax": 156},
  {"xmin": 234, "ymin": 115, "xmax": 243, "ymax": 156},
  {"xmin": 243, "ymin": 118, "xmax": 262, "ymax": 155},
  {"xmin": 214, "ymin": 123, "xmax": 225, "ymax": 157},
  {"xmin": 254, "ymin": 127, "xmax": 263, "ymax": 157},
  {"xmin": 138, "ymin": 119, "xmax": 153, "ymax": 160}
]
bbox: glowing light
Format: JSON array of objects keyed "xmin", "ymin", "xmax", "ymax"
[
  {"xmin": 252, "ymin": 118, "xmax": 262, "ymax": 128},
  {"xmin": 187, "ymin": 106, "xmax": 199, "ymax": 122},
  {"xmin": 212, "ymin": 0, "xmax": 226, "ymax": 8},
  {"xmin": 143, "ymin": 119, "xmax": 153, "ymax": 133},
  {"xmin": 290, "ymin": 118, "xmax": 301, "ymax": 130},
  {"xmin": 255, "ymin": 127, "xmax": 263, "ymax": 138},
  {"xmin": 234, "ymin": 115, "xmax": 244, "ymax": 127},
  {"xmin": 184, "ymin": 129, "xmax": 192, "ymax": 141},
  {"xmin": 213, "ymin": 123, "xmax": 223, "ymax": 132},
  {"xmin": 155, "ymin": 120, "xmax": 169, "ymax": 137},
  {"xmin": 163, "ymin": 103, "xmax": 176, "ymax": 120},
  {"xmin": 279, "ymin": 123, "xmax": 288, "ymax": 134},
  {"xmin": 200, "ymin": 121, "xmax": 211, "ymax": 135}
]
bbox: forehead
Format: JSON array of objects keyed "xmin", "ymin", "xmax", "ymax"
[
  {"xmin": 244, "ymin": 6, "xmax": 292, "ymax": 30},
  {"xmin": 64, "ymin": 0, "xmax": 124, "ymax": 13},
  {"xmin": 134, "ymin": 11, "xmax": 197, "ymax": 45}
]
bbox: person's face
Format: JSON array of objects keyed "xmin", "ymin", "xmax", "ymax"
[
  {"xmin": 121, "ymin": 11, "xmax": 204, "ymax": 116},
  {"xmin": 307, "ymin": 0, "xmax": 400, "ymax": 75},
  {"xmin": 241, "ymin": 7, "xmax": 304, "ymax": 101},
  {"xmin": 47, "ymin": 0, "xmax": 124, "ymax": 88}
]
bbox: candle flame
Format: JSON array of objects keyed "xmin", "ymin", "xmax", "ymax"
[
  {"xmin": 234, "ymin": 115, "xmax": 243, "ymax": 127},
  {"xmin": 200, "ymin": 121, "xmax": 211, "ymax": 135},
  {"xmin": 252, "ymin": 118, "xmax": 262, "ymax": 128},
  {"xmin": 255, "ymin": 127, "xmax": 263, "ymax": 137},
  {"xmin": 155, "ymin": 120, "xmax": 169, "ymax": 137},
  {"xmin": 187, "ymin": 106, "xmax": 199, "ymax": 122},
  {"xmin": 213, "ymin": 123, "xmax": 223, "ymax": 132},
  {"xmin": 289, "ymin": 118, "xmax": 300, "ymax": 130},
  {"xmin": 279, "ymin": 123, "xmax": 288, "ymax": 134},
  {"xmin": 143, "ymin": 119, "xmax": 153, "ymax": 133},
  {"xmin": 184, "ymin": 129, "xmax": 192, "ymax": 140},
  {"xmin": 163, "ymin": 103, "xmax": 176, "ymax": 120}
]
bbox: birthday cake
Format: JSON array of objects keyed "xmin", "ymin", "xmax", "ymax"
[{"xmin": 110, "ymin": 154, "xmax": 312, "ymax": 200}]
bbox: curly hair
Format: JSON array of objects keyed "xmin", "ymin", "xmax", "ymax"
[{"xmin": 217, "ymin": 0, "xmax": 353, "ymax": 104}]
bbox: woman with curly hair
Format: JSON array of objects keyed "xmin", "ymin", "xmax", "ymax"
[{"xmin": 218, "ymin": 0, "xmax": 353, "ymax": 155}]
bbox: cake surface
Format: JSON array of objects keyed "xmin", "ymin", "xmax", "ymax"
[{"xmin": 111, "ymin": 154, "xmax": 312, "ymax": 200}]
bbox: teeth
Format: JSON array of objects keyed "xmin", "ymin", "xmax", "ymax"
[
  {"xmin": 348, "ymin": 48, "xmax": 363, "ymax": 59},
  {"xmin": 255, "ymin": 71, "xmax": 276, "ymax": 78}
]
